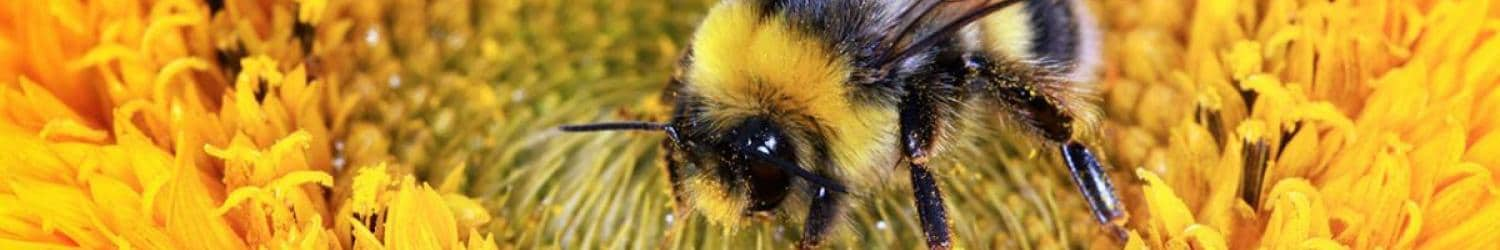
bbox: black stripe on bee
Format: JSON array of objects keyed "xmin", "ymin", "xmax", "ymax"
[
  {"xmin": 1023, "ymin": 0, "xmax": 1082, "ymax": 66},
  {"xmin": 751, "ymin": 0, "xmax": 882, "ymax": 61}
]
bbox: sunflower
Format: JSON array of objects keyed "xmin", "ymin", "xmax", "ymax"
[
  {"xmin": 1, "ymin": 0, "xmax": 490, "ymax": 248},
  {"xmin": 1103, "ymin": 0, "xmax": 1500, "ymax": 248},
  {"xmin": 3, "ymin": 0, "xmax": 1497, "ymax": 249}
]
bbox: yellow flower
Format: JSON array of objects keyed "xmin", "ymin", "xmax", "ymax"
[
  {"xmin": 1, "ymin": 0, "xmax": 493, "ymax": 248},
  {"xmin": 1104, "ymin": 0, "xmax": 1500, "ymax": 248},
  {"xmin": 7, "ymin": 0, "xmax": 1497, "ymax": 248},
  {"xmin": 333, "ymin": 162, "xmax": 496, "ymax": 250}
]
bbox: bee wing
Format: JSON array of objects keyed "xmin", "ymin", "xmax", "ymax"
[{"xmin": 879, "ymin": 0, "xmax": 1021, "ymax": 67}]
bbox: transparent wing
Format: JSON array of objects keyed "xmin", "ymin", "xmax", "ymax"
[{"xmin": 879, "ymin": 0, "xmax": 1022, "ymax": 67}]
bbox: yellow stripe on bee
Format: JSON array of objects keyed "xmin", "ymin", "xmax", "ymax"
[
  {"xmin": 977, "ymin": 3, "xmax": 1036, "ymax": 61},
  {"xmin": 689, "ymin": 2, "xmax": 897, "ymax": 193}
]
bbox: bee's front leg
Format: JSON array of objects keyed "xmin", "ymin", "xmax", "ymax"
[
  {"xmin": 908, "ymin": 161, "xmax": 951, "ymax": 250},
  {"xmin": 900, "ymin": 74, "xmax": 961, "ymax": 250},
  {"xmin": 797, "ymin": 187, "xmax": 845, "ymax": 250},
  {"xmin": 660, "ymin": 141, "xmax": 693, "ymax": 249}
]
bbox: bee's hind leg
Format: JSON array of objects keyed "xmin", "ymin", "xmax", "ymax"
[
  {"xmin": 965, "ymin": 51, "xmax": 1129, "ymax": 241},
  {"xmin": 1059, "ymin": 141, "xmax": 1128, "ymax": 241}
]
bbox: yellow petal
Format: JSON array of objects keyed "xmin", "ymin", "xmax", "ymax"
[
  {"xmin": 444, "ymin": 193, "xmax": 492, "ymax": 234},
  {"xmin": 1260, "ymin": 179, "xmax": 1331, "ymax": 249},
  {"xmin": 1135, "ymin": 168, "xmax": 1197, "ymax": 244},
  {"xmin": 384, "ymin": 179, "xmax": 460, "ymax": 249},
  {"xmin": 1419, "ymin": 202, "xmax": 1500, "ymax": 249},
  {"xmin": 39, "ymin": 118, "xmax": 107, "ymax": 143},
  {"xmin": 1421, "ymin": 163, "xmax": 1495, "ymax": 237},
  {"xmin": 156, "ymin": 162, "xmax": 246, "ymax": 250}
]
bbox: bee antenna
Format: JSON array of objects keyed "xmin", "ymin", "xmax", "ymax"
[
  {"xmin": 558, "ymin": 121, "xmax": 668, "ymax": 132},
  {"xmin": 745, "ymin": 149, "xmax": 850, "ymax": 194}
]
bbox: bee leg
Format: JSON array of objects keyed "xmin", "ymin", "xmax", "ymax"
[
  {"xmin": 900, "ymin": 77, "xmax": 958, "ymax": 250},
  {"xmin": 797, "ymin": 187, "xmax": 844, "ymax": 249},
  {"xmin": 1059, "ymin": 141, "xmax": 1127, "ymax": 240},
  {"xmin": 902, "ymin": 117, "xmax": 953, "ymax": 250},
  {"xmin": 660, "ymin": 142, "xmax": 694, "ymax": 248},
  {"xmin": 662, "ymin": 141, "xmax": 689, "ymax": 208},
  {"xmin": 909, "ymin": 162, "xmax": 952, "ymax": 249},
  {"xmin": 966, "ymin": 52, "xmax": 1128, "ymax": 240}
]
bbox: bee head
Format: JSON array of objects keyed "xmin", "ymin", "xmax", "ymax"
[
  {"xmin": 559, "ymin": 0, "xmax": 907, "ymax": 227},
  {"xmin": 679, "ymin": 117, "xmax": 802, "ymax": 214},
  {"xmin": 662, "ymin": 96, "xmax": 861, "ymax": 225},
  {"xmin": 560, "ymin": 113, "xmax": 847, "ymax": 225}
]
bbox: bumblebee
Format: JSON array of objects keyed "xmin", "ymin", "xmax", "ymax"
[{"xmin": 562, "ymin": 0, "xmax": 1124, "ymax": 248}]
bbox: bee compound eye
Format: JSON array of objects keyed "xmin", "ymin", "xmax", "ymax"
[{"xmin": 725, "ymin": 118, "xmax": 796, "ymax": 212}]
